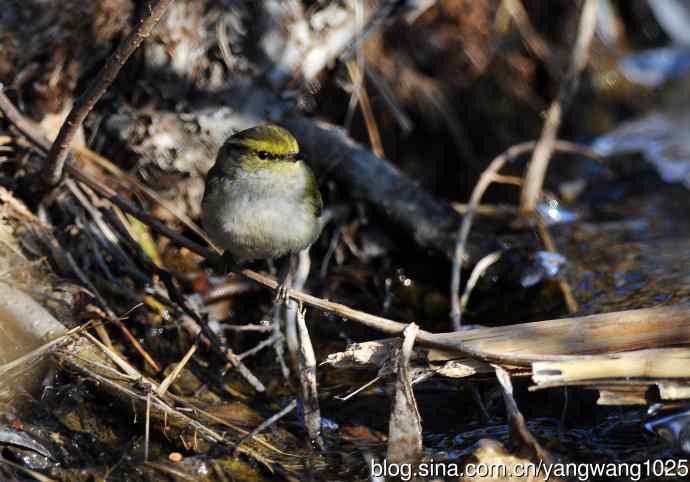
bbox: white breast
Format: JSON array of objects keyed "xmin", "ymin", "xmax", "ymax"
[{"xmin": 202, "ymin": 162, "xmax": 320, "ymax": 262}]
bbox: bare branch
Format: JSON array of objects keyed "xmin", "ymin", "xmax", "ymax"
[
  {"xmin": 450, "ymin": 140, "xmax": 600, "ymax": 329},
  {"xmin": 519, "ymin": 0, "xmax": 599, "ymax": 212},
  {"xmin": 42, "ymin": 0, "xmax": 174, "ymax": 186}
]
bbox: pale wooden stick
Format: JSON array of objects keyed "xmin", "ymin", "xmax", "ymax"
[
  {"xmin": 296, "ymin": 306, "xmax": 324, "ymax": 449},
  {"xmin": 156, "ymin": 342, "xmax": 198, "ymax": 397},
  {"xmin": 533, "ymin": 348, "xmax": 690, "ymax": 384}
]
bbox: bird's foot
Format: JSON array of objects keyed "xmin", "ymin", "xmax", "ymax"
[
  {"xmin": 274, "ymin": 282, "xmax": 290, "ymax": 305},
  {"xmin": 273, "ymin": 254, "xmax": 295, "ymax": 306}
]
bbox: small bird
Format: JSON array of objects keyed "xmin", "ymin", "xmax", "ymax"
[{"xmin": 201, "ymin": 125, "xmax": 323, "ymax": 293}]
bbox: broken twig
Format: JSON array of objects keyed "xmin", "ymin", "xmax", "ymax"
[
  {"xmin": 387, "ymin": 323, "xmax": 423, "ymax": 465},
  {"xmin": 495, "ymin": 366, "xmax": 554, "ymax": 464},
  {"xmin": 296, "ymin": 306, "xmax": 324, "ymax": 450}
]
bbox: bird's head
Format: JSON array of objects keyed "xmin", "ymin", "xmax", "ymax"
[{"xmin": 215, "ymin": 124, "xmax": 304, "ymax": 173}]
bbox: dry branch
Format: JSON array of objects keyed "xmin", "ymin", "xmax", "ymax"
[
  {"xmin": 156, "ymin": 342, "xmax": 198, "ymax": 397},
  {"xmin": 295, "ymin": 307, "xmax": 324, "ymax": 450},
  {"xmin": 520, "ymin": 0, "xmax": 599, "ymax": 212},
  {"xmin": 235, "ymin": 400, "xmax": 297, "ymax": 452},
  {"xmin": 387, "ymin": 323, "xmax": 423, "ymax": 465},
  {"xmin": 284, "ymin": 116, "xmax": 483, "ymax": 259},
  {"xmin": 534, "ymin": 348, "xmax": 690, "ymax": 381},
  {"xmin": 450, "ymin": 140, "xmax": 601, "ymax": 329},
  {"xmin": 429, "ymin": 304, "xmax": 690, "ymax": 365},
  {"xmin": 495, "ymin": 366, "xmax": 554, "ymax": 464},
  {"xmin": 43, "ymin": 0, "xmax": 174, "ymax": 186}
]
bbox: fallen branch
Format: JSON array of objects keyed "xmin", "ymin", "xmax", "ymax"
[
  {"xmin": 533, "ymin": 348, "xmax": 690, "ymax": 383},
  {"xmin": 429, "ymin": 304, "xmax": 690, "ymax": 365},
  {"xmin": 284, "ymin": 116, "xmax": 486, "ymax": 260}
]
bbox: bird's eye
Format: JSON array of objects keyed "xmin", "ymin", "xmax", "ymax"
[{"xmin": 258, "ymin": 151, "xmax": 270, "ymax": 160}]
